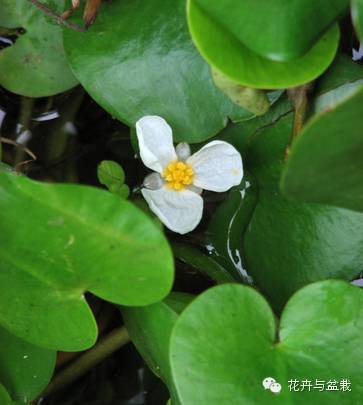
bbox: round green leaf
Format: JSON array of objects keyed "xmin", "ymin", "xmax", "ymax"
[
  {"xmin": 97, "ymin": 160, "xmax": 129, "ymax": 198},
  {"xmin": 281, "ymin": 85, "xmax": 363, "ymax": 212},
  {"xmin": 0, "ymin": 0, "xmax": 78, "ymax": 97},
  {"xmin": 193, "ymin": 0, "xmax": 348, "ymax": 61},
  {"xmin": 0, "ymin": 326, "xmax": 55, "ymax": 402},
  {"xmin": 187, "ymin": 0, "xmax": 340, "ymax": 89},
  {"xmin": 63, "ymin": 0, "xmax": 253, "ymax": 143},
  {"xmin": 97, "ymin": 160, "xmax": 125, "ymax": 189},
  {"xmin": 170, "ymin": 281, "xmax": 363, "ymax": 404},
  {"xmin": 218, "ymin": 99, "xmax": 363, "ymax": 312},
  {"xmin": 0, "ymin": 171, "xmax": 173, "ymax": 350}
]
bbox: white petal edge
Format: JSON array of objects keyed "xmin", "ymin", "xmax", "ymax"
[
  {"xmin": 136, "ymin": 116, "xmax": 177, "ymax": 173},
  {"xmin": 187, "ymin": 141, "xmax": 243, "ymax": 192},
  {"xmin": 141, "ymin": 187, "xmax": 203, "ymax": 235}
]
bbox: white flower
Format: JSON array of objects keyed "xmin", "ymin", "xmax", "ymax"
[{"xmin": 136, "ymin": 116, "xmax": 243, "ymax": 234}]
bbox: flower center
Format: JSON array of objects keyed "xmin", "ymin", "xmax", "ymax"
[{"xmin": 163, "ymin": 161, "xmax": 194, "ymax": 191}]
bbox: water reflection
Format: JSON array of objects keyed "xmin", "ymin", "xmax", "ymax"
[
  {"xmin": 32, "ymin": 110, "xmax": 60, "ymax": 122},
  {"xmin": 206, "ymin": 174, "xmax": 258, "ymax": 285}
]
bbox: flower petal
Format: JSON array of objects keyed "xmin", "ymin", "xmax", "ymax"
[
  {"xmin": 141, "ymin": 188, "xmax": 203, "ymax": 234},
  {"xmin": 187, "ymin": 141, "xmax": 243, "ymax": 192},
  {"xmin": 136, "ymin": 116, "xmax": 177, "ymax": 173}
]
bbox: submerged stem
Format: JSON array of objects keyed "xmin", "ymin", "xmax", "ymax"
[
  {"xmin": 41, "ymin": 326, "xmax": 130, "ymax": 397},
  {"xmin": 285, "ymin": 83, "xmax": 313, "ymax": 159},
  {"xmin": 28, "ymin": 0, "xmax": 86, "ymax": 32}
]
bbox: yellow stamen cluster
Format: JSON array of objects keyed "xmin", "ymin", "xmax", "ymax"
[{"xmin": 163, "ymin": 161, "xmax": 194, "ymax": 191}]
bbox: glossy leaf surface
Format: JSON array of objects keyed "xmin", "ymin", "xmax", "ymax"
[
  {"xmin": 170, "ymin": 281, "xmax": 363, "ymax": 404},
  {"xmin": 281, "ymin": 85, "xmax": 363, "ymax": 212},
  {"xmin": 218, "ymin": 98, "xmax": 363, "ymax": 311},
  {"xmin": 0, "ymin": 326, "xmax": 56, "ymax": 402},
  {"xmin": 187, "ymin": 0, "xmax": 339, "ymax": 89},
  {"xmin": 63, "ymin": 0, "xmax": 252, "ymax": 143},
  {"xmin": 193, "ymin": 0, "xmax": 348, "ymax": 61},
  {"xmin": 0, "ymin": 172, "xmax": 173, "ymax": 350},
  {"xmin": 0, "ymin": 0, "xmax": 78, "ymax": 96}
]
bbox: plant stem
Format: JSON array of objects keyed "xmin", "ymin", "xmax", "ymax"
[
  {"xmin": 45, "ymin": 88, "xmax": 85, "ymax": 182},
  {"xmin": 14, "ymin": 97, "xmax": 34, "ymax": 168},
  {"xmin": 285, "ymin": 83, "xmax": 313, "ymax": 159},
  {"xmin": 41, "ymin": 326, "xmax": 130, "ymax": 397},
  {"xmin": 28, "ymin": 0, "xmax": 86, "ymax": 32}
]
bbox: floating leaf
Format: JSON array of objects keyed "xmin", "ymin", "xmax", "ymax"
[
  {"xmin": 170, "ymin": 281, "xmax": 363, "ymax": 404},
  {"xmin": 63, "ymin": 0, "xmax": 254, "ymax": 143},
  {"xmin": 187, "ymin": 0, "xmax": 339, "ymax": 89},
  {"xmin": 0, "ymin": 0, "xmax": 78, "ymax": 97},
  {"xmin": 0, "ymin": 326, "xmax": 56, "ymax": 403},
  {"xmin": 0, "ymin": 172, "xmax": 173, "ymax": 350},
  {"xmin": 281, "ymin": 85, "xmax": 363, "ymax": 212},
  {"xmin": 193, "ymin": 0, "xmax": 348, "ymax": 61},
  {"xmin": 218, "ymin": 98, "xmax": 363, "ymax": 312}
]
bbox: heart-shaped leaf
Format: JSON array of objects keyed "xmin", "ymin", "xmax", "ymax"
[
  {"xmin": 187, "ymin": 0, "xmax": 340, "ymax": 89},
  {"xmin": 193, "ymin": 0, "xmax": 348, "ymax": 61},
  {"xmin": 218, "ymin": 96, "xmax": 363, "ymax": 312},
  {"xmin": 170, "ymin": 281, "xmax": 363, "ymax": 404},
  {"xmin": 0, "ymin": 326, "xmax": 56, "ymax": 403},
  {"xmin": 122, "ymin": 293, "xmax": 193, "ymax": 405},
  {"xmin": 0, "ymin": 0, "xmax": 78, "ymax": 97},
  {"xmin": 281, "ymin": 85, "xmax": 363, "ymax": 212},
  {"xmin": 0, "ymin": 171, "xmax": 173, "ymax": 351},
  {"xmin": 63, "ymin": 0, "xmax": 254, "ymax": 143}
]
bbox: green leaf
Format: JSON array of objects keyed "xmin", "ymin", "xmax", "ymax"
[
  {"xmin": 0, "ymin": 326, "xmax": 56, "ymax": 403},
  {"xmin": 170, "ymin": 281, "xmax": 363, "ymax": 404},
  {"xmin": 219, "ymin": 101, "xmax": 363, "ymax": 312},
  {"xmin": 0, "ymin": 384, "xmax": 11, "ymax": 405},
  {"xmin": 314, "ymin": 53, "xmax": 363, "ymax": 94},
  {"xmin": 63, "ymin": 0, "xmax": 254, "ymax": 143},
  {"xmin": 193, "ymin": 0, "xmax": 348, "ymax": 61},
  {"xmin": 352, "ymin": 0, "xmax": 363, "ymax": 41},
  {"xmin": 97, "ymin": 160, "xmax": 129, "ymax": 198},
  {"xmin": 0, "ymin": 171, "xmax": 173, "ymax": 351},
  {"xmin": 211, "ymin": 69, "xmax": 269, "ymax": 115},
  {"xmin": 172, "ymin": 242, "xmax": 236, "ymax": 284},
  {"xmin": 0, "ymin": 0, "xmax": 78, "ymax": 97},
  {"xmin": 97, "ymin": 160, "xmax": 125, "ymax": 188},
  {"xmin": 122, "ymin": 293, "xmax": 193, "ymax": 404},
  {"xmin": 281, "ymin": 85, "xmax": 363, "ymax": 212},
  {"xmin": 111, "ymin": 184, "xmax": 130, "ymax": 199},
  {"xmin": 187, "ymin": 0, "xmax": 340, "ymax": 89}
]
